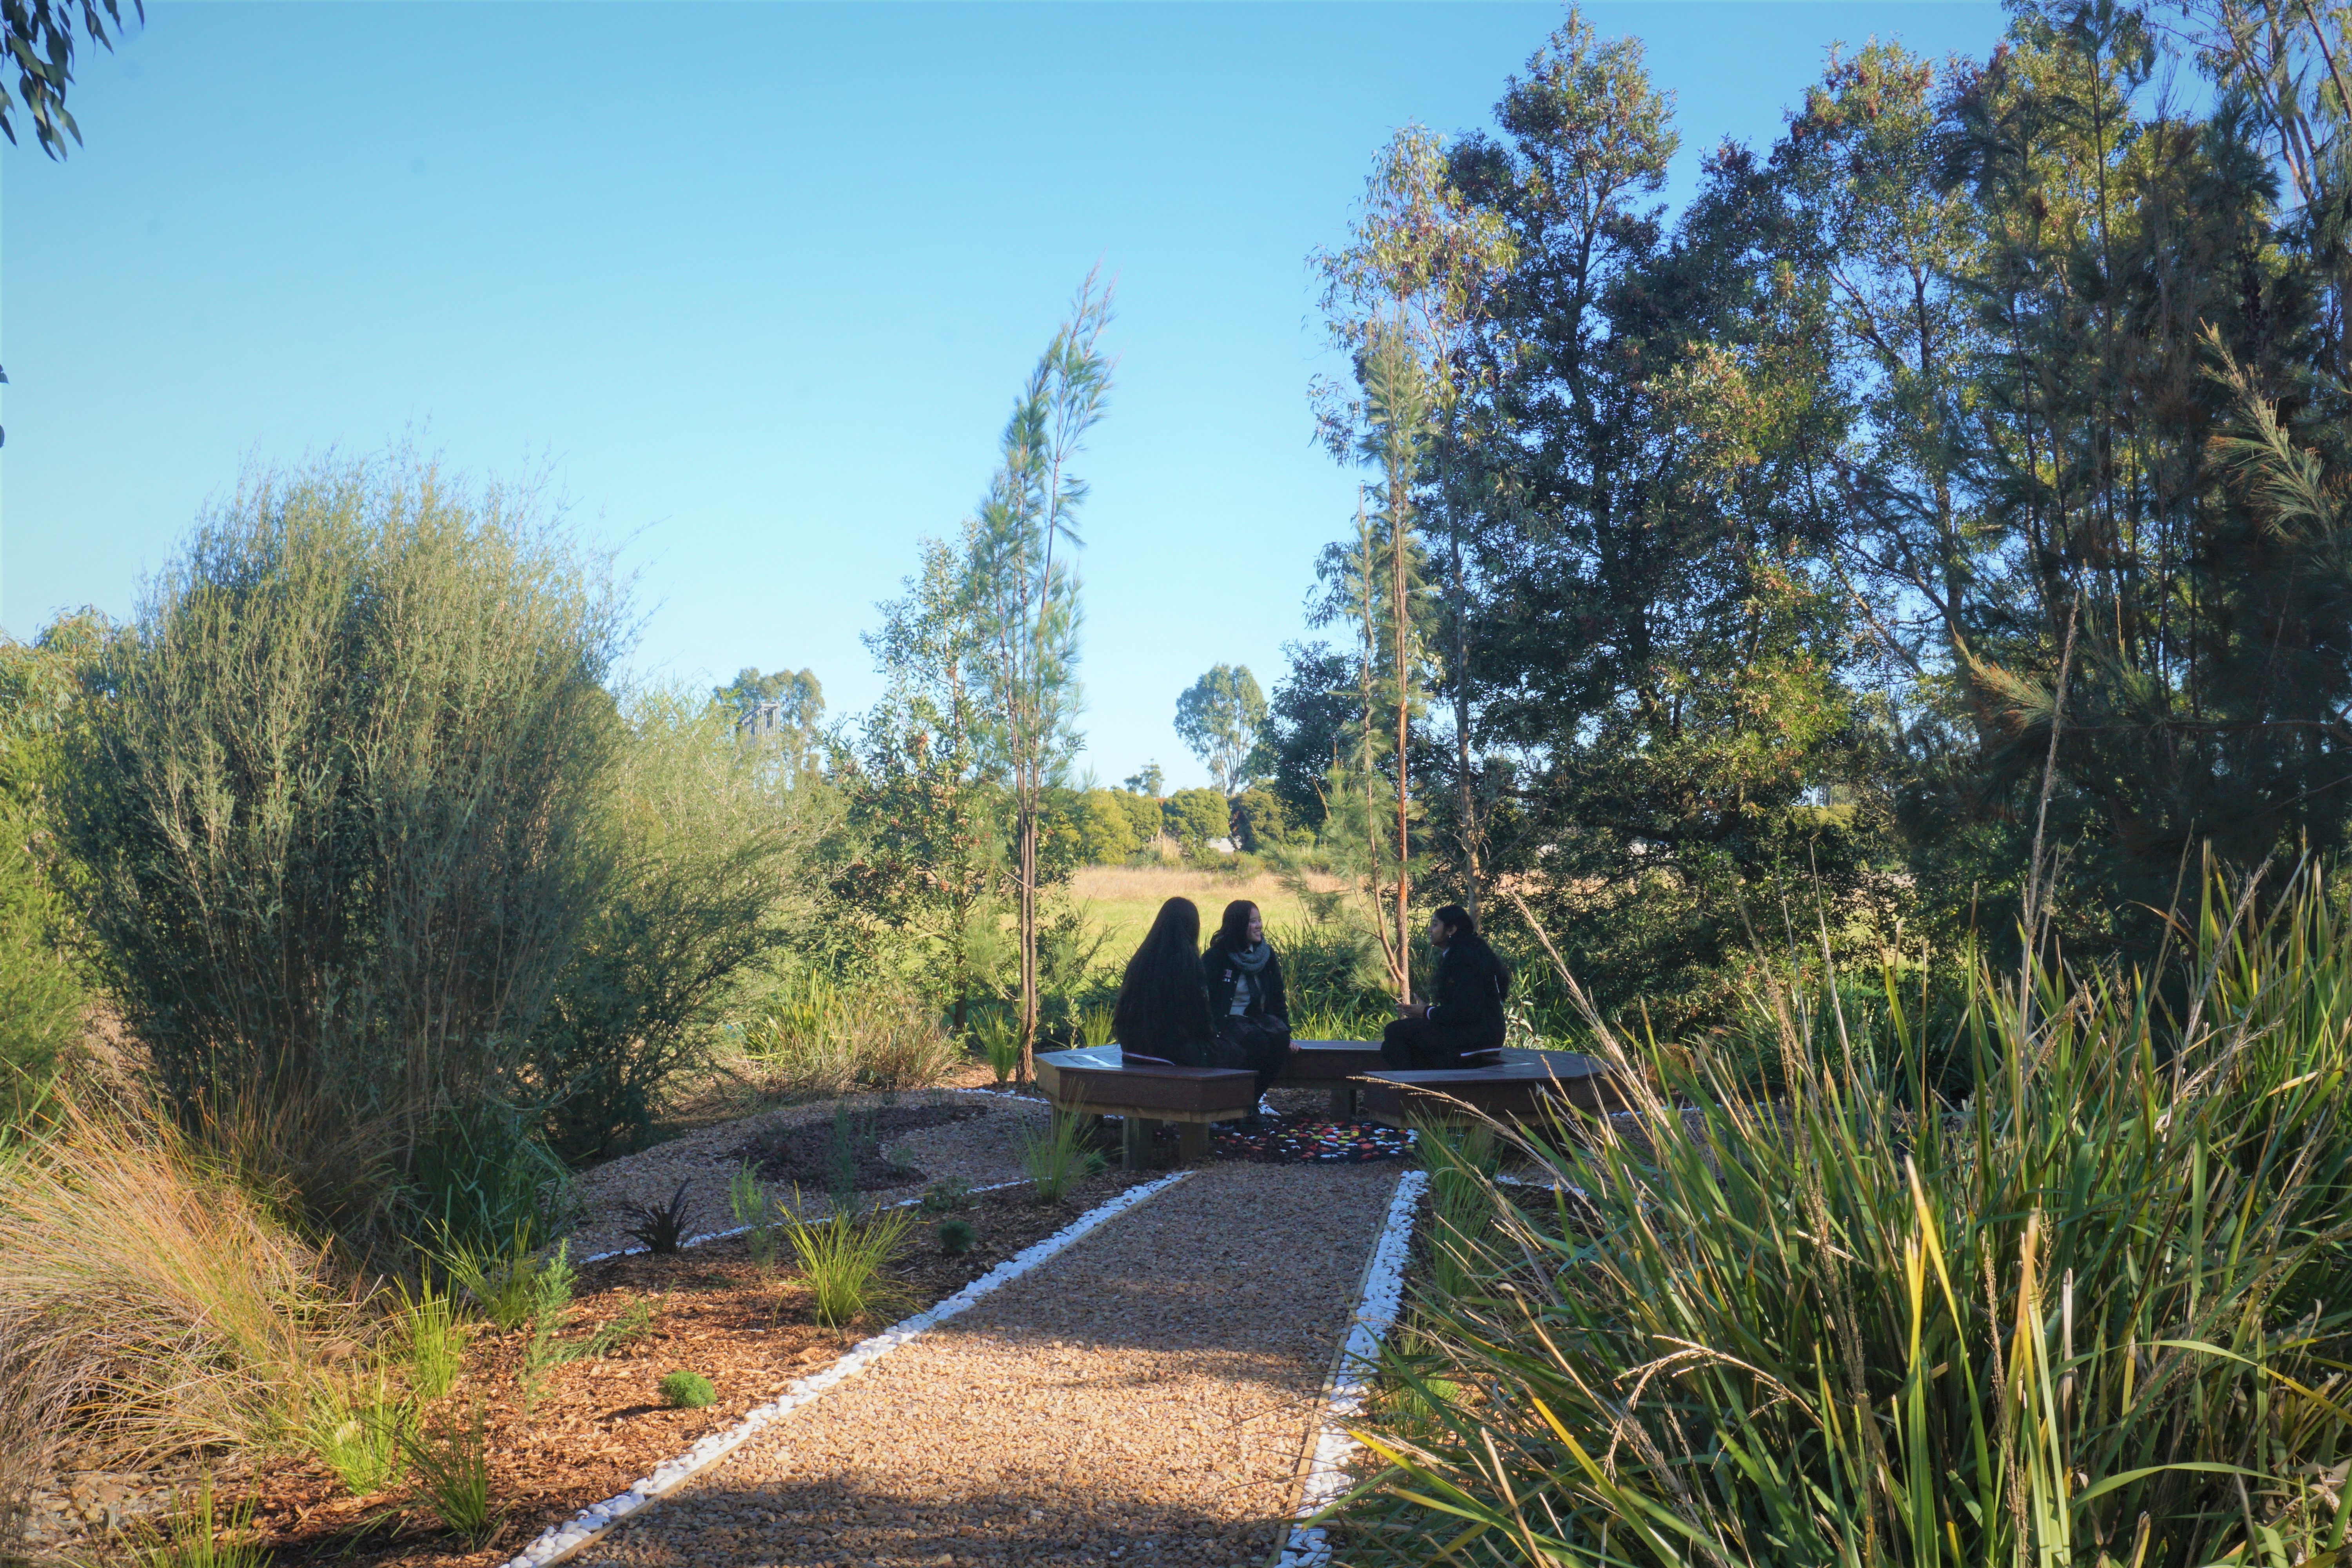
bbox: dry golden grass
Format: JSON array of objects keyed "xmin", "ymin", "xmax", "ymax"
[
  {"xmin": 0, "ymin": 1079, "xmax": 368, "ymax": 1466},
  {"xmin": 1066, "ymin": 862, "xmax": 1346, "ymax": 962}
]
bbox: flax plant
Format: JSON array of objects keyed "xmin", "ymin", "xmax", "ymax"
[{"xmin": 1338, "ymin": 863, "xmax": 2352, "ymax": 1566}]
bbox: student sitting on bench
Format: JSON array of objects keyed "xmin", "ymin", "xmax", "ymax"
[
  {"xmin": 1381, "ymin": 904, "xmax": 1511, "ymax": 1070},
  {"xmin": 1203, "ymin": 898, "xmax": 1299, "ymax": 1122},
  {"xmin": 1111, "ymin": 896, "xmax": 1216, "ymax": 1066}
]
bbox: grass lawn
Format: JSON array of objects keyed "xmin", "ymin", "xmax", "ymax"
[{"xmin": 1065, "ymin": 862, "xmax": 1348, "ymax": 968}]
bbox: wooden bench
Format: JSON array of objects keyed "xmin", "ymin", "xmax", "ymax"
[
  {"xmin": 1032, "ymin": 1040, "xmax": 1390, "ymax": 1169},
  {"xmin": 1358, "ymin": 1047, "xmax": 1622, "ymax": 1129}
]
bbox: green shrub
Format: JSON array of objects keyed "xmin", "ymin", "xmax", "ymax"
[
  {"xmin": 743, "ymin": 978, "xmax": 962, "ymax": 1098},
  {"xmin": 658, "ymin": 1370, "xmax": 716, "ymax": 1409},
  {"xmin": 0, "ymin": 620, "xmax": 94, "ymax": 1143},
  {"xmin": 530, "ymin": 689, "xmax": 810, "ymax": 1163},
  {"xmin": 56, "ymin": 453, "xmax": 624, "ymax": 1245},
  {"xmin": 784, "ymin": 1201, "xmax": 913, "ymax": 1329},
  {"xmin": 936, "ymin": 1217, "xmax": 976, "ymax": 1256},
  {"xmin": 1340, "ymin": 866, "xmax": 2352, "ymax": 1565},
  {"xmin": 1016, "ymin": 1106, "xmax": 1105, "ymax": 1202}
]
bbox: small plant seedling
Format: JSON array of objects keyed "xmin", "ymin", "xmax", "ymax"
[
  {"xmin": 398, "ymin": 1279, "xmax": 467, "ymax": 1401},
  {"xmin": 131, "ymin": 1475, "xmax": 269, "ymax": 1568},
  {"xmin": 304, "ymin": 1368, "xmax": 408, "ymax": 1496},
  {"xmin": 579, "ymin": 1296, "xmax": 655, "ymax": 1359},
  {"xmin": 659, "ymin": 1370, "xmax": 717, "ymax": 1409},
  {"xmin": 785, "ymin": 1194, "xmax": 914, "ymax": 1328},
  {"xmin": 621, "ymin": 1178, "xmax": 695, "ymax": 1254},
  {"xmin": 936, "ymin": 1217, "xmax": 976, "ymax": 1256},
  {"xmin": 919, "ymin": 1176, "xmax": 973, "ymax": 1213},
  {"xmin": 400, "ymin": 1401, "xmax": 499, "ymax": 1544},
  {"xmin": 729, "ymin": 1159, "xmax": 780, "ymax": 1268}
]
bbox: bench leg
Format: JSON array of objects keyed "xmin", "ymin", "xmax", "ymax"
[
  {"xmin": 1121, "ymin": 1115, "xmax": 1153, "ymax": 1172},
  {"xmin": 1177, "ymin": 1121, "xmax": 1208, "ymax": 1164}
]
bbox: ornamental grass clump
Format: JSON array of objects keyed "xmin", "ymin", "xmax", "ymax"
[
  {"xmin": 1335, "ymin": 863, "xmax": 2352, "ymax": 1566},
  {"xmin": 0, "ymin": 1082, "xmax": 365, "ymax": 1464},
  {"xmin": 1016, "ymin": 1105, "xmax": 1104, "ymax": 1203},
  {"xmin": 783, "ymin": 1197, "xmax": 913, "ymax": 1330},
  {"xmin": 303, "ymin": 1365, "xmax": 407, "ymax": 1496}
]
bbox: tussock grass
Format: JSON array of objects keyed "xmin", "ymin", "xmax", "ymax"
[
  {"xmin": 0, "ymin": 1081, "xmax": 367, "ymax": 1465},
  {"xmin": 1340, "ymin": 864, "xmax": 2352, "ymax": 1565},
  {"xmin": 1017, "ymin": 1102, "xmax": 1106, "ymax": 1202},
  {"xmin": 741, "ymin": 980, "xmax": 962, "ymax": 1098},
  {"xmin": 783, "ymin": 1197, "xmax": 913, "ymax": 1330}
]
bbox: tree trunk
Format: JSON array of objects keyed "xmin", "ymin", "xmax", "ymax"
[{"xmin": 1389, "ymin": 484, "xmax": 1413, "ymax": 1005}]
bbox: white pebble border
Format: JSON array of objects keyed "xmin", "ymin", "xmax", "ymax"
[
  {"xmin": 498, "ymin": 1168, "xmax": 1195, "ymax": 1568},
  {"xmin": 573, "ymin": 1179, "xmax": 1030, "ymax": 1267},
  {"xmin": 1277, "ymin": 1167, "xmax": 1428, "ymax": 1568}
]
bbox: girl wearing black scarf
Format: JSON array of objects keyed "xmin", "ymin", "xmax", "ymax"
[{"xmin": 1204, "ymin": 900, "xmax": 1296, "ymax": 1112}]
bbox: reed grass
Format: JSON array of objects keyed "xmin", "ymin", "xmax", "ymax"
[
  {"xmin": 973, "ymin": 1011, "xmax": 1022, "ymax": 1084},
  {"xmin": 1336, "ymin": 864, "xmax": 2352, "ymax": 1566},
  {"xmin": 401, "ymin": 1399, "xmax": 497, "ymax": 1543}
]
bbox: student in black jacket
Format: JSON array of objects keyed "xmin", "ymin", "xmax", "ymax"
[
  {"xmin": 1203, "ymin": 900, "xmax": 1297, "ymax": 1108},
  {"xmin": 1112, "ymin": 897, "xmax": 1216, "ymax": 1065},
  {"xmin": 1381, "ymin": 904, "xmax": 1511, "ymax": 1069}
]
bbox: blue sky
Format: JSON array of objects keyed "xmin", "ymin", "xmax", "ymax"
[{"xmin": 2, "ymin": 0, "xmax": 2006, "ymax": 790}]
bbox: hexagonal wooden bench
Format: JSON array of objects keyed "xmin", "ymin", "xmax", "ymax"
[
  {"xmin": 1357, "ymin": 1047, "xmax": 1623, "ymax": 1131},
  {"xmin": 1032, "ymin": 1040, "xmax": 1397, "ymax": 1169}
]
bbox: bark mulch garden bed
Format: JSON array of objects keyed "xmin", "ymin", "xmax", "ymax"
[{"xmin": 23, "ymin": 1165, "xmax": 1155, "ymax": 1568}]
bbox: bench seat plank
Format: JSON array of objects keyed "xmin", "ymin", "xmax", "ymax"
[{"xmin": 1358, "ymin": 1047, "xmax": 1622, "ymax": 1127}]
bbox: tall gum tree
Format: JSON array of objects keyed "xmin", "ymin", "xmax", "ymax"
[{"xmin": 967, "ymin": 277, "xmax": 1114, "ymax": 1078}]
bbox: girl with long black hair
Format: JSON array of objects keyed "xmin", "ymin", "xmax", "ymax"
[
  {"xmin": 1203, "ymin": 899, "xmax": 1297, "ymax": 1107},
  {"xmin": 1111, "ymin": 896, "xmax": 1216, "ymax": 1065}
]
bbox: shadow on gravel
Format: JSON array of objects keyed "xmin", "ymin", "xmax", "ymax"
[{"xmin": 581, "ymin": 1468, "xmax": 1294, "ymax": 1567}]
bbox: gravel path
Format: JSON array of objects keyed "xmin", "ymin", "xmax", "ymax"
[{"xmin": 572, "ymin": 1160, "xmax": 1408, "ymax": 1568}]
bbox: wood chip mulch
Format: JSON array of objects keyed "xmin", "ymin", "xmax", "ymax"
[{"xmin": 207, "ymin": 1168, "xmax": 1160, "ymax": 1568}]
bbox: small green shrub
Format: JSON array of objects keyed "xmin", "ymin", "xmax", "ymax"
[
  {"xmin": 936, "ymin": 1217, "xmax": 976, "ymax": 1256},
  {"xmin": 784, "ymin": 1199, "xmax": 913, "ymax": 1329},
  {"xmin": 131, "ymin": 1476, "xmax": 269, "ymax": 1568},
  {"xmin": 727, "ymin": 1159, "xmax": 778, "ymax": 1267},
  {"xmin": 1016, "ymin": 1107, "xmax": 1104, "ymax": 1203},
  {"xmin": 918, "ymin": 1177, "xmax": 972, "ymax": 1214},
  {"xmin": 577, "ymin": 1298, "xmax": 653, "ymax": 1359},
  {"xmin": 1076, "ymin": 1004, "xmax": 1115, "ymax": 1049},
  {"xmin": 658, "ymin": 1370, "xmax": 716, "ymax": 1409},
  {"xmin": 400, "ymin": 1400, "xmax": 497, "ymax": 1543},
  {"xmin": 396, "ymin": 1282, "xmax": 466, "ymax": 1402},
  {"xmin": 303, "ymin": 1368, "xmax": 407, "ymax": 1497}
]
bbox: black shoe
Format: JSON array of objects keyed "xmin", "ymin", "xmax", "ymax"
[{"xmin": 1236, "ymin": 1113, "xmax": 1267, "ymax": 1132}]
